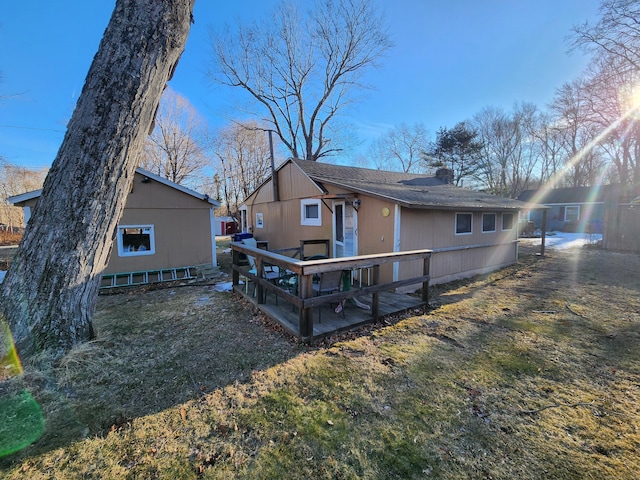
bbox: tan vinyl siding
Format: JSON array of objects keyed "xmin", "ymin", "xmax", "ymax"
[
  {"xmin": 247, "ymin": 198, "xmax": 333, "ymax": 253},
  {"xmin": 18, "ymin": 174, "xmax": 215, "ymax": 275},
  {"xmin": 353, "ymin": 196, "xmax": 396, "ymax": 255},
  {"xmin": 246, "ymin": 162, "xmax": 324, "ymax": 206},
  {"xmin": 250, "ymin": 179, "xmax": 274, "ymax": 204},
  {"xmin": 126, "ymin": 175, "xmax": 207, "ymax": 209},
  {"xmin": 13, "ymin": 173, "xmax": 215, "ymax": 276},
  {"xmin": 349, "ymin": 195, "xmax": 397, "ymax": 283},
  {"xmin": 278, "ymin": 162, "xmax": 325, "ymax": 200},
  {"xmin": 242, "ymin": 159, "xmax": 522, "ymax": 289},
  {"xmin": 105, "ymin": 206, "xmax": 213, "ymax": 274},
  {"xmin": 99, "ymin": 172, "xmax": 214, "ymax": 273},
  {"xmin": 245, "ymin": 163, "xmax": 335, "ymax": 254},
  {"xmin": 399, "ymin": 208, "xmax": 518, "ymax": 285}
]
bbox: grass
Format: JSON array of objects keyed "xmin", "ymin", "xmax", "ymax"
[{"xmin": 1, "ymin": 246, "xmax": 639, "ymax": 478}]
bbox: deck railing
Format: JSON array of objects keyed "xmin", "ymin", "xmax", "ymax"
[{"xmin": 231, "ymin": 242, "xmax": 431, "ymax": 339}]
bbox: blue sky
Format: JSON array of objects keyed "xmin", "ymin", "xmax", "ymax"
[{"xmin": 0, "ymin": 0, "xmax": 601, "ymax": 170}]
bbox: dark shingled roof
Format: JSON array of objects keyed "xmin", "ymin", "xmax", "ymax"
[
  {"xmin": 517, "ymin": 185, "xmax": 613, "ymax": 204},
  {"xmin": 292, "ymin": 159, "xmax": 534, "ymax": 211}
]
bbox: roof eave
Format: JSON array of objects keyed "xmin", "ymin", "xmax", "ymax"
[
  {"xmin": 7, "ymin": 189, "xmax": 43, "ymax": 205},
  {"xmin": 307, "ymin": 176, "xmax": 536, "ymax": 211},
  {"xmin": 135, "ymin": 168, "xmax": 220, "ymax": 206},
  {"xmin": 6, "ymin": 169, "xmax": 219, "ymax": 207}
]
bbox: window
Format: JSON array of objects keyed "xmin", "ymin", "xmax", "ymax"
[
  {"xmin": 239, "ymin": 206, "xmax": 248, "ymax": 233},
  {"xmin": 482, "ymin": 213, "xmax": 496, "ymax": 233},
  {"xmin": 117, "ymin": 225, "xmax": 155, "ymax": 256},
  {"xmin": 301, "ymin": 199, "xmax": 322, "ymax": 226},
  {"xmin": 256, "ymin": 212, "xmax": 264, "ymax": 229},
  {"xmin": 335, "ymin": 203, "xmax": 344, "ymax": 242},
  {"xmin": 502, "ymin": 213, "xmax": 514, "ymax": 230},
  {"xmin": 564, "ymin": 205, "xmax": 580, "ymax": 222},
  {"xmin": 455, "ymin": 213, "xmax": 472, "ymax": 235}
]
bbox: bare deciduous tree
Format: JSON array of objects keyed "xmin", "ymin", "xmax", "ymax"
[
  {"xmin": 550, "ymin": 80, "xmax": 606, "ymax": 187},
  {"xmin": 208, "ymin": 0, "xmax": 392, "ymax": 161},
  {"xmin": 0, "ymin": 160, "xmax": 47, "ymax": 230},
  {"xmin": 532, "ymin": 113, "xmax": 566, "ymax": 186},
  {"xmin": 581, "ymin": 57, "xmax": 640, "ymax": 184},
  {"xmin": 570, "ymin": 0, "xmax": 640, "ymax": 184},
  {"xmin": 572, "ymin": 0, "xmax": 640, "ymax": 74},
  {"xmin": 473, "ymin": 103, "xmax": 544, "ymax": 198},
  {"xmin": 141, "ymin": 87, "xmax": 210, "ymax": 190},
  {"xmin": 473, "ymin": 106, "xmax": 520, "ymax": 195},
  {"xmin": 368, "ymin": 122, "xmax": 429, "ymax": 173},
  {"xmin": 1, "ymin": 0, "xmax": 195, "ymax": 359},
  {"xmin": 207, "ymin": 122, "xmax": 274, "ymax": 217}
]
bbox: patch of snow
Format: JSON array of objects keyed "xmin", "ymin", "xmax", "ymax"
[
  {"xmin": 524, "ymin": 232, "xmax": 602, "ymax": 250},
  {"xmin": 213, "ymin": 281, "xmax": 234, "ymax": 292}
]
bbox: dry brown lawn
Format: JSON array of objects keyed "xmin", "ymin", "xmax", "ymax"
[{"xmin": 1, "ymin": 244, "xmax": 639, "ymax": 479}]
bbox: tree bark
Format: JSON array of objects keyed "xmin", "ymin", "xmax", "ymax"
[{"xmin": 0, "ymin": 0, "xmax": 195, "ymax": 359}]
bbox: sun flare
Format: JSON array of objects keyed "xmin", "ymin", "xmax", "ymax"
[{"xmin": 620, "ymin": 81, "xmax": 640, "ymax": 115}]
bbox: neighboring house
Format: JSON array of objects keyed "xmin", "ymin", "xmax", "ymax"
[
  {"xmin": 602, "ymin": 184, "xmax": 640, "ymax": 253},
  {"xmin": 518, "ymin": 185, "xmax": 613, "ymax": 233},
  {"xmin": 8, "ymin": 168, "xmax": 220, "ymax": 286},
  {"xmin": 239, "ymin": 159, "xmax": 537, "ymax": 289}
]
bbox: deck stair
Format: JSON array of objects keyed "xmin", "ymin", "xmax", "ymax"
[{"xmin": 100, "ymin": 266, "xmax": 197, "ymax": 289}]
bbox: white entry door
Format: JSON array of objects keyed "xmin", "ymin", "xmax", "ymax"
[{"xmin": 333, "ymin": 201, "xmax": 357, "ymax": 258}]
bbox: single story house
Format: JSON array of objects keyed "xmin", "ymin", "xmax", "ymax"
[
  {"xmin": 517, "ymin": 185, "xmax": 613, "ymax": 233},
  {"xmin": 239, "ymin": 159, "xmax": 539, "ymax": 289},
  {"xmin": 8, "ymin": 168, "xmax": 220, "ymax": 286}
]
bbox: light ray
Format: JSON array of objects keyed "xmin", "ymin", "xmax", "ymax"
[
  {"xmin": 0, "ymin": 321, "xmax": 45, "ymax": 457},
  {"xmin": 526, "ymin": 103, "xmax": 640, "ymax": 209}
]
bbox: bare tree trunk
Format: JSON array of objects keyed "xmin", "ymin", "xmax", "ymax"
[{"xmin": 0, "ymin": 0, "xmax": 195, "ymax": 359}]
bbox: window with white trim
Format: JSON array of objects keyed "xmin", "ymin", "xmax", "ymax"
[
  {"xmin": 117, "ymin": 225, "xmax": 155, "ymax": 256},
  {"xmin": 482, "ymin": 213, "xmax": 496, "ymax": 233},
  {"xmin": 502, "ymin": 213, "xmax": 514, "ymax": 230},
  {"xmin": 301, "ymin": 199, "xmax": 322, "ymax": 226},
  {"xmin": 564, "ymin": 205, "xmax": 580, "ymax": 222},
  {"xmin": 455, "ymin": 213, "xmax": 472, "ymax": 235}
]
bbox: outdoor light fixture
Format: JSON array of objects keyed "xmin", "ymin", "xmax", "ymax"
[
  {"xmin": 353, "ymin": 198, "xmax": 361, "ymax": 210},
  {"xmin": 142, "ymin": 176, "xmax": 151, "ymax": 183}
]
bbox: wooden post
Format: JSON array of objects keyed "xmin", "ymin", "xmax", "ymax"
[
  {"xmin": 298, "ymin": 273, "xmax": 314, "ymax": 339},
  {"xmin": 232, "ymin": 248, "xmax": 240, "ymax": 287},
  {"xmin": 371, "ymin": 265, "xmax": 380, "ymax": 321},
  {"xmin": 541, "ymin": 209, "xmax": 547, "ymax": 257},
  {"xmin": 422, "ymin": 255, "xmax": 430, "ymax": 304},
  {"xmin": 255, "ymin": 257, "xmax": 264, "ymax": 304}
]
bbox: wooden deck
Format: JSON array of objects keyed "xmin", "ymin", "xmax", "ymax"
[
  {"xmin": 233, "ymin": 282, "xmax": 425, "ymax": 340},
  {"xmin": 231, "ymin": 241, "xmax": 431, "ymax": 342}
]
